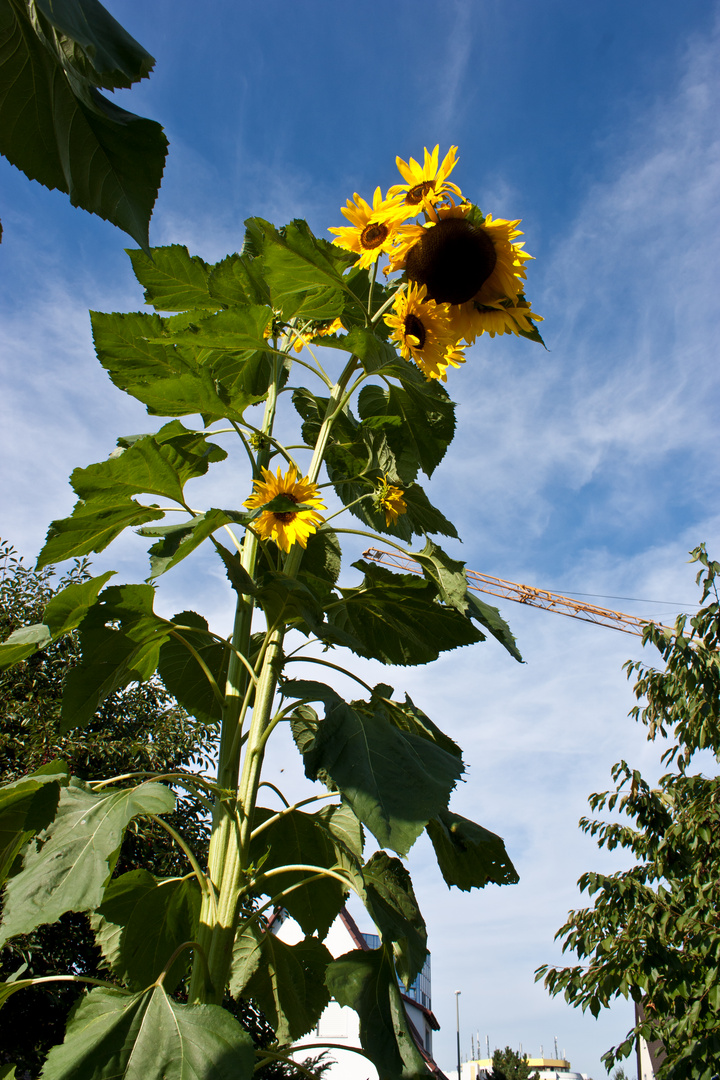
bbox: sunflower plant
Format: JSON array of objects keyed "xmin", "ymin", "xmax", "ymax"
[{"xmin": 0, "ymin": 148, "xmax": 543, "ymax": 1079}]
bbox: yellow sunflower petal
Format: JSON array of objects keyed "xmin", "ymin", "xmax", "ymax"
[{"xmin": 244, "ymin": 465, "xmax": 326, "ymax": 553}]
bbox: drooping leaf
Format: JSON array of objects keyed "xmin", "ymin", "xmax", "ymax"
[
  {"xmin": 92, "ymin": 869, "xmax": 201, "ymax": 992},
  {"xmin": 138, "ymin": 509, "xmax": 243, "ymax": 579},
  {"xmin": 297, "ymin": 527, "xmax": 342, "ymax": 604},
  {"xmin": 326, "ymin": 945, "xmax": 430, "ymax": 1080},
  {"xmin": 36, "ymin": 423, "xmax": 227, "ymax": 568},
  {"xmin": 465, "ymin": 591, "xmax": 523, "ymax": 662},
  {"xmin": 358, "ymin": 378, "xmax": 455, "ymax": 477},
  {"xmin": 126, "ymin": 245, "xmax": 218, "ymax": 311},
  {"xmin": 38, "ymin": 498, "xmax": 165, "ymax": 567},
  {"xmin": 158, "ymin": 610, "xmax": 229, "ymax": 726},
  {"xmin": 249, "ymin": 807, "xmax": 346, "ymax": 939},
  {"xmin": 0, "ymin": 762, "xmax": 67, "ymax": 888},
  {"xmin": 371, "ymin": 687, "xmax": 462, "ymax": 761},
  {"xmin": 0, "ymin": 0, "xmax": 167, "ymax": 248},
  {"xmin": 212, "ymin": 540, "xmax": 257, "ymax": 597},
  {"xmin": 286, "ymin": 681, "xmax": 463, "ymax": 856},
  {"xmin": 0, "ymin": 779, "xmax": 174, "ymax": 944},
  {"xmin": 426, "ymin": 808, "xmax": 519, "ymax": 891},
  {"xmin": 409, "ymin": 540, "xmax": 468, "ymax": 612},
  {"xmin": 236, "ymin": 932, "xmax": 332, "ymax": 1043},
  {"xmin": 359, "ymin": 852, "xmax": 427, "ymax": 988},
  {"xmin": 39, "ymin": 985, "xmax": 254, "ymax": 1080},
  {"xmin": 61, "ymin": 583, "xmax": 173, "ymax": 729},
  {"xmin": 328, "ymin": 560, "xmax": 483, "ymax": 666},
  {"xmin": 315, "ymin": 800, "xmax": 364, "ymax": 862}
]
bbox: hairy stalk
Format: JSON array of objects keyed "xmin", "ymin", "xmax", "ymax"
[
  {"xmin": 188, "ymin": 356, "xmax": 282, "ymax": 1003},
  {"xmin": 190, "ymin": 353, "xmax": 361, "ymax": 1003}
]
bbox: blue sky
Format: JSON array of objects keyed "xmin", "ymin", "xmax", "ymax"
[{"xmin": 2, "ymin": 2, "xmax": 720, "ymax": 1076}]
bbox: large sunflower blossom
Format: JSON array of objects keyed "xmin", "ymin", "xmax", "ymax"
[
  {"xmin": 388, "ymin": 204, "xmax": 541, "ymax": 341},
  {"xmin": 373, "ymin": 476, "xmax": 407, "ymax": 527},
  {"xmin": 387, "ymin": 145, "xmax": 463, "ymax": 215},
  {"xmin": 385, "ymin": 283, "xmax": 466, "ymax": 382},
  {"xmin": 328, "ymin": 187, "xmax": 406, "ymax": 268},
  {"xmin": 244, "ymin": 465, "xmax": 326, "ymax": 552}
]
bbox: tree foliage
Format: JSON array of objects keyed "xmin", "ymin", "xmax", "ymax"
[
  {"xmin": 538, "ymin": 546, "xmax": 720, "ymax": 1080},
  {"xmin": 488, "ymin": 1046, "xmax": 539, "ymax": 1080}
]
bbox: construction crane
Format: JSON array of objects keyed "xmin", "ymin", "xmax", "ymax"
[{"xmin": 362, "ymin": 548, "xmax": 673, "ymax": 637}]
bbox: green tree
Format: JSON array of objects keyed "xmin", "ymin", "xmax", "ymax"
[
  {"xmin": 488, "ymin": 1046, "xmax": 538, "ymax": 1080},
  {"xmin": 538, "ymin": 546, "xmax": 720, "ymax": 1080},
  {"xmin": 0, "ymin": 541, "xmax": 215, "ymax": 1076}
]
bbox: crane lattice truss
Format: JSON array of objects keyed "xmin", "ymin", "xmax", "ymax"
[{"xmin": 362, "ymin": 548, "xmax": 669, "ymax": 637}]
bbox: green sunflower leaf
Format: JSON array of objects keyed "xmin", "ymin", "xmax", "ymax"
[
  {"xmin": 212, "ymin": 541, "xmax": 257, "ymax": 597},
  {"xmin": 0, "ymin": 0, "xmax": 167, "ymax": 249},
  {"xmin": 39, "ymin": 985, "xmax": 254, "ymax": 1080},
  {"xmin": 426, "ymin": 807, "xmax": 519, "ymax": 891},
  {"xmin": 0, "ymin": 778, "xmax": 174, "ymax": 944},
  {"xmin": 61, "ymin": 583, "xmax": 173, "ymax": 730},
  {"xmin": 246, "ymin": 217, "xmax": 353, "ymax": 321},
  {"xmin": 465, "ymin": 591, "xmax": 523, "ymax": 662},
  {"xmin": 318, "ymin": 326, "xmax": 397, "ymax": 373},
  {"xmin": 37, "ymin": 423, "xmax": 227, "ymax": 568},
  {"xmin": 249, "ymin": 807, "xmax": 347, "ymax": 939},
  {"xmin": 42, "ymin": 572, "xmax": 117, "ymax": 636},
  {"xmin": 92, "ymin": 869, "xmax": 201, "ymax": 992},
  {"xmin": 372, "ymin": 686, "xmax": 462, "ymax": 760},
  {"xmin": 358, "ymin": 379, "xmax": 456, "ymax": 477},
  {"xmin": 234, "ymin": 932, "xmax": 332, "ymax": 1044},
  {"xmin": 327, "ymin": 559, "xmax": 482, "ymax": 666},
  {"xmin": 70, "ymin": 420, "xmax": 227, "ymax": 506},
  {"xmin": 357, "ymin": 852, "xmax": 427, "ymax": 989},
  {"xmin": 325, "ymin": 944, "xmax": 429, "ymax": 1080},
  {"xmin": 158, "ymin": 610, "xmax": 229, "ymax": 726},
  {"xmin": 0, "ymin": 623, "xmax": 52, "ymax": 670},
  {"xmin": 138, "ymin": 509, "xmax": 245, "ymax": 579},
  {"xmin": 208, "ymin": 251, "xmax": 271, "ymax": 307},
  {"xmin": 408, "ymin": 539, "xmax": 468, "ymax": 612},
  {"xmin": 297, "ymin": 527, "xmax": 342, "ymax": 604},
  {"xmin": 126, "ymin": 245, "xmax": 218, "ymax": 311},
  {"xmin": 38, "ymin": 499, "xmax": 165, "ymax": 568},
  {"xmin": 0, "ymin": 762, "xmax": 67, "ymax": 889},
  {"xmin": 152, "ymin": 304, "xmax": 272, "ymax": 351},
  {"xmin": 90, "ymin": 310, "xmax": 266, "ymax": 421},
  {"xmin": 285, "ymin": 680, "xmax": 463, "ymax": 856}
]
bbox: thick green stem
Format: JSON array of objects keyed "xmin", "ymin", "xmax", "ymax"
[
  {"xmin": 189, "ymin": 351, "xmax": 360, "ymax": 1004},
  {"xmin": 187, "ymin": 360, "xmax": 281, "ymax": 1003}
]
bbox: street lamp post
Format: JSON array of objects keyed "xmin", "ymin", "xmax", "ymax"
[{"xmin": 455, "ymin": 990, "xmax": 461, "ymax": 1080}]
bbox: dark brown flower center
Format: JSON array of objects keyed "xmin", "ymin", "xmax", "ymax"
[
  {"xmin": 361, "ymin": 221, "xmax": 389, "ymax": 249},
  {"xmin": 404, "ymin": 312, "xmax": 427, "ymax": 350},
  {"xmin": 273, "ymin": 492, "xmax": 299, "ymax": 523},
  {"xmin": 405, "ymin": 180, "xmax": 435, "ymax": 205},
  {"xmin": 405, "ymin": 218, "xmax": 497, "ymax": 305}
]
